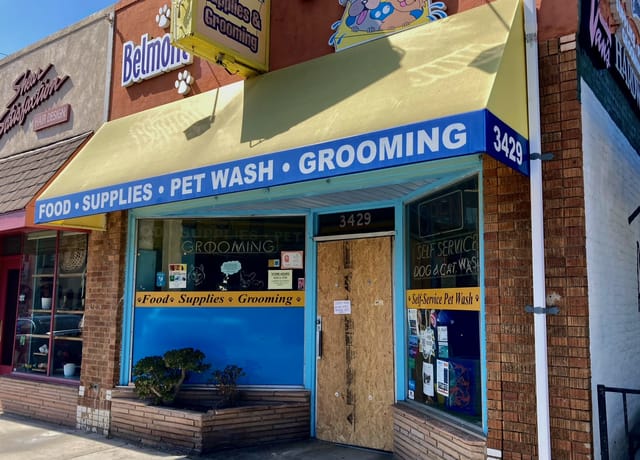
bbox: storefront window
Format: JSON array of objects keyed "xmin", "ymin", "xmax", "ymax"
[
  {"xmin": 136, "ymin": 217, "xmax": 306, "ymax": 292},
  {"xmin": 1, "ymin": 235, "xmax": 21, "ymax": 256},
  {"xmin": 405, "ymin": 176, "xmax": 481, "ymax": 425},
  {"xmin": 132, "ymin": 217, "xmax": 306, "ymax": 385},
  {"xmin": 13, "ymin": 231, "xmax": 87, "ymax": 379}
]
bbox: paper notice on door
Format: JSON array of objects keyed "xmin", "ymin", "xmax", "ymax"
[{"xmin": 334, "ymin": 300, "xmax": 351, "ymax": 314}]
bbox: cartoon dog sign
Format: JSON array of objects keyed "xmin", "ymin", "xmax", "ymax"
[{"xmin": 329, "ymin": 0, "xmax": 447, "ymax": 51}]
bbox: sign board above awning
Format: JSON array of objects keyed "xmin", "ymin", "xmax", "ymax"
[
  {"xmin": 35, "ymin": 0, "xmax": 528, "ymax": 225},
  {"xmin": 171, "ymin": 0, "xmax": 270, "ymax": 77}
]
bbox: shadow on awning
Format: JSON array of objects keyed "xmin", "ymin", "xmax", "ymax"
[{"xmin": 35, "ymin": 0, "xmax": 527, "ymax": 228}]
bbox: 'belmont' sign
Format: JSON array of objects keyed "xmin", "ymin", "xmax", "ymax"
[
  {"xmin": 0, "ymin": 64, "xmax": 69, "ymax": 140},
  {"xmin": 121, "ymin": 33, "xmax": 193, "ymax": 87},
  {"xmin": 121, "ymin": 3, "xmax": 192, "ymax": 87}
]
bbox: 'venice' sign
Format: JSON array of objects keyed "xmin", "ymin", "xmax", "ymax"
[
  {"xmin": 0, "ymin": 64, "xmax": 69, "ymax": 140},
  {"xmin": 582, "ymin": 0, "xmax": 640, "ymax": 113}
]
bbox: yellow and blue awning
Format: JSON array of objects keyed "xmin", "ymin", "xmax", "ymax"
[{"xmin": 35, "ymin": 0, "xmax": 528, "ymax": 227}]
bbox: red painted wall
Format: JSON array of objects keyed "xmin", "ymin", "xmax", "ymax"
[
  {"xmin": 109, "ymin": 0, "xmax": 241, "ymax": 120},
  {"xmin": 109, "ymin": 0, "xmax": 344, "ymax": 119},
  {"xmin": 538, "ymin": 0, "xmax": 579, "ymax": 41},
  {"xmin": 110, "ymin": 0, "xmax": 579, "ymax": 120}
]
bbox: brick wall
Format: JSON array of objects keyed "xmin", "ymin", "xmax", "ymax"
[
  {"xmin": 393, "ymin": 403, "xmax": 486, "ymax": 459},
  {"xmin": 540, "ymin": 34, "xmax": 592, "ymax": 459},
  {"xmin": 0, "ymin": 376, "xmax": 78, "ymax": 427},
  {"xmin": 483, "ymin": 154, "xmax": 537, "ymax": 459},
  {"xmin": 110, "ymin": 388, "xmax": 311, "ymax": 454},
  {"xmin": 77, "ymin": 211, "xmax": 128, "ymax": 432},
  {"xmin": 483, "ymin": 34, "xmax": 592, "ymax": 459},
  {"xmin": 0, "ymin": 212, "xmax": 128, "ymax": 432}
]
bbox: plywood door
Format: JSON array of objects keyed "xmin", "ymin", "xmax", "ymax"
[{"xmin": 316, "ymin": 237, "xmax": 394, "ymax": 451}]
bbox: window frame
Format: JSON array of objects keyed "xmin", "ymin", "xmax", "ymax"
[{"xmin": 404, "ymin": 176, "xmax": 482, "ymax": 427}]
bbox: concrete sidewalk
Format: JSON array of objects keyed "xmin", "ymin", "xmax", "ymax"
[{"xmin": 0, "ymin": 413, "xmax": 393, "ymax": 459}]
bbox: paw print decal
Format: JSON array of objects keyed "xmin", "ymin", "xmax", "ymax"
[
  {"xmin": 175, "ymin": 70, "xmax": 194, "ymax": 96},
  {"xmin": 156, "ymin": 4, "xmax": 171, "ymax": 29}
]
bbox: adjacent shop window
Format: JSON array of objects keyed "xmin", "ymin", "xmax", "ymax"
[
  {"xmin": 131, "ymin": 217, "xmax": 306, "ymax": 385},
  {"xmin": 405, "ymin": 176, "xmax": 481, "ymax": 425},
  {"xmin": 13, "ymin": 231, "xmax": 87, "ymax": 379},
  {"xmin": 1, "ymin": 235, "xmax": 21, "ymax": 256}
]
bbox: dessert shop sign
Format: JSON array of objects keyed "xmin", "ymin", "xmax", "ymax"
[{"xmin": 0, "ymin": 64, "xmax": 69, "ymax": 140}]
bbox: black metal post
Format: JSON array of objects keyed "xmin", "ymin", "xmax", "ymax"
[{"xmin": 598, "ymin": 384, "xmax": 609, "ymax": 460}]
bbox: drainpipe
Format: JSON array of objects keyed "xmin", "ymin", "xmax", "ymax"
[
  {"xmin": 523, "ymin": 0, "xmax": 552, "ymax": 459},
  {"xmin": 103, "ymin": 11, "xmax": 115, "ymax": 123}
]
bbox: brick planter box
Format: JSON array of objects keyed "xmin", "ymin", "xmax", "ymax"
[
  {"xmin": 393, "ymin": 402, "xmax": 486, "ymax": 459},
  {"xmin": 110, "ymin": 388, "xmax": 310, "ymax": 454}
]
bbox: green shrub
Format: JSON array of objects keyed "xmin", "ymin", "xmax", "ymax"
[
  {"xmin": 132, "ymin": 347, "xmax": 210, "ymax": 405},
  {"xmin": 211, "ymin": 364, "xmax": 245, "ymax": 408}
]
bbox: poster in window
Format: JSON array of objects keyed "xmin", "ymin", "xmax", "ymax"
[
  {"xmin": 169, "ymin": 264, "xmax": 187, "ymax": 289},
  {"xmin": 422, "ymin": 362, "xmax": 434, "ymax": 397},
  {"xmin": 421, "ymin": 328, "xmax": 435, "ymax": 359},
  {"xmin": 408, "ymin": 308, "xmax": 418, "ymax": 336},
  {"xmin": 281, "ymin": 251, "xmax": 303, "ymax": 269},
  {"xmin": 437, "ymin": 359, "xmax": 449, "ymax": 397},
  {"xmin": 268, "ymin": 270, "xmax": 293, "ymax": 290}
]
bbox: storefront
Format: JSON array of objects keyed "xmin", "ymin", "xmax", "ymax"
[
  {"xmin": 0, "ymin": 7, "xmax": 113, "ymax": 426},
  {"xmin": 2, "ymin": 0, "xmax": 637, "ymax": 457},
  {"xmin": 580, "ymin": 0, "xmax": 640, "ymax": 458},
  {"xmin": 33, "ymin": 0, "xmax": 527, "ymax": 454}
]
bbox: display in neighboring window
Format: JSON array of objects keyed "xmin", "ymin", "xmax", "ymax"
[
  {"xmin": 0, "ymin": 234, "xmax": 21, "ymax": 256},
  {"xmin": 13, "ymin": 231, "xmax": 87, "ymax": 379},
  {"xmin": 405, "ymin": 176, "xmax": 481, "ymax": 425}
]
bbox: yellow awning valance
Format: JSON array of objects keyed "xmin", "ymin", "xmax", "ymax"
[{"xmin": 36, "ymin": 0, "xmax": 527, "ymax": 225}]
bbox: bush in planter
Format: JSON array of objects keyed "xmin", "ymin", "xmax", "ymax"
[
  {"xmin": 211, "ymin": 364, "xmax": 245, "ymax": 408},
  {"xmin": 133, "ymin": 347, "xmax": 210, "ymax": 405}
]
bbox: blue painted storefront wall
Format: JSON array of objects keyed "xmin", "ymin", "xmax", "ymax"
[{"xmin": 118, "ymin": 155, "xmax": 489, "ymax": 434}]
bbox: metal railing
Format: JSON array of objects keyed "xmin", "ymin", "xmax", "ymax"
[{"xmin": 598, "ymin": 384, "xmax": 640, "ymax": 460}]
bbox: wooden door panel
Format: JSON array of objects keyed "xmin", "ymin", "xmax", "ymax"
[
  {"xmin": 316, "ymin": 237, "xmax": 394, "ymax": 451},
  {"xmin": 316, "ymin": 240, "xmax": 351, "ymax": 443}
]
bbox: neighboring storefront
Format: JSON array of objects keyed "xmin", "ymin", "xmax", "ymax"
[
  {"xmin": 579, "ymin": 0, "xmax": 640, "ymax": 458},
  {"xmin": 0, "ymin": 7, "xmax": 113, "ymax": 427}
]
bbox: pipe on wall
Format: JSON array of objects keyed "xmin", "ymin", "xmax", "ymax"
[
  {"xmin": 523, "ymin": 0, "xmax": 552, "ymax": 459},
  {"xmin": 103, "ymin": 11, "xmax": 115, "ymax": 123}
]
